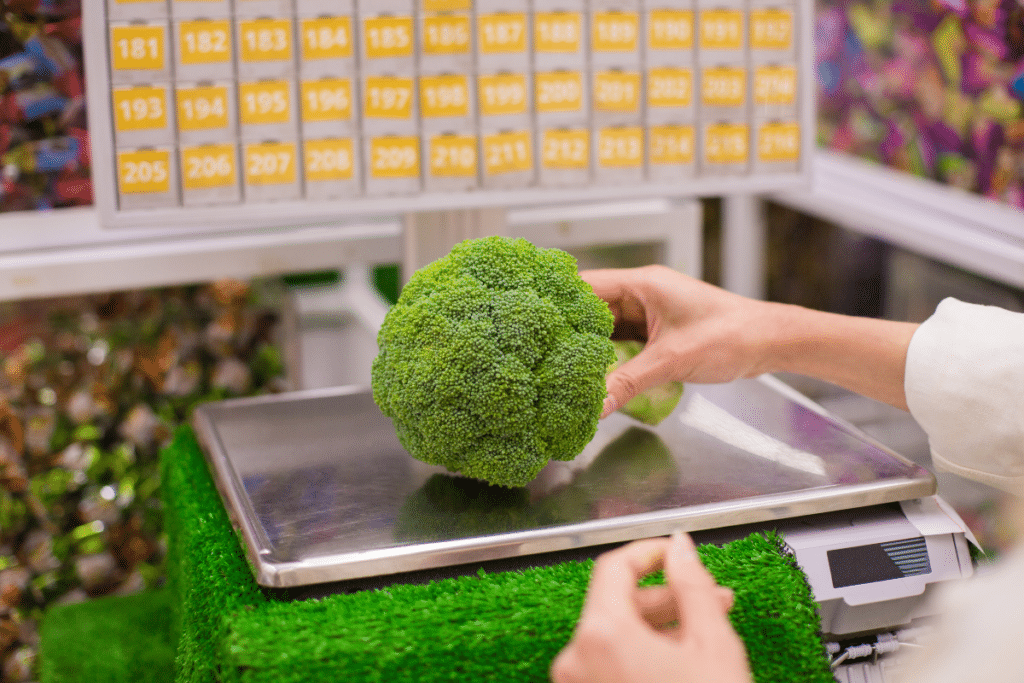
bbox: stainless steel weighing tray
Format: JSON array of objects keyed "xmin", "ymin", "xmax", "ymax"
[{"xmin": 192, "ymin": 375, "xmax": 935, "ymax": 588}]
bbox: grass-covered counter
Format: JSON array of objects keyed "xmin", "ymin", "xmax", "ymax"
[{"xmin": 40, "ymin": 426, "xmax": 833, "ymax": 683}]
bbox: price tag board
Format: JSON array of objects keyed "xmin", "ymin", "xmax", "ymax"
[
  {"xmin": 594, "ymin": 70, "xmax": 641, "ymax": 112},
  {"xmin": 422, "ymin": 13, "xmax": 471, "ymax": 55},
  {"xmin": 113, "ymin": 86, "xmax": 168, "ymax": 131},
  {"xmin": 758, "ymin": 121, "xmax": 800, "ymax": 161},
  {"xmin": 181, "ymin": 144, "xmax": 237, "ymax": 189},
  {"xmin": 176, "ymin": 85, "xmax": 230, "ymax": 131},
  {"xmin": 647, "ymin": 67, "xmax": 693, "ymax": 108},
  {"xmin": 369, "ymin": 136, "xmax": 420, "ymax": 178},
  {"xmin": 179, "ymin": 20, "xmax": 232, "ymax": 64},
  {"xmin": 750, "ymin": 9, "xmax": 793, "ymax": 50},
  {"xmin": 649, "ymin": 125, "xmax": 695, "ymax": 165},
  {"xmin": 423, "ymin": 0, "xmax": 470, "ymax": 10},
  {"xmin": 534, "ymin": 12, "xmax": 582, "ymax": 53},
  {"xmin": 300, "ymin": 17, "xmax": 353, "ymax": 61},
  {"xmin": 592, "ymin": 12, "xmax": 639, "ymax": 52},
  {"xmin": 702, "ymin": 66, "xmax": 746, "ymax": 107},
  {"xmin": 704, "ymin": 122, "xmax": 749, "ymax": 165},
  {"xmin": 754, "ymin": 65, "xmax": 797, "ymax": 105},
  {"xmin": 478, "ymin": 13, "xmax": 527, "ymax": 54},
  {"xmin": 648, "ymin": 9, "xmax": 694, "ymax": 50},
  {"xmin": 535, "ymin": 71, "xmax": 583, "ymax": 113},
  {"xmin": 363, "ymin": 15, "xmax": 415, "ymax": 59},
  {"xmin": 304, "ymin": 138, "xmax": 355, "ymax": 181},
  {"xmin": 597, "ymin": 127, "xmax": 643, "ymax": 168},
  {"xmin": 301, "ymin": 78, "xmax": 352, "ymax": 122},
  {"xmin": 117, "ymin": 149, "xmax": 171, "ymax": 194},
  {"xmin": 699, "ymin": 9, "xmax": 743, "ymax": 51},
  {"xmin": 478, "ymin": 73, "xmax": 528, "ymax": 116},
  {"xmin": 239, "ymin": 18, "xmax": 293, "ymax": 63},
  {"xmin": 428, "ymin": 134, "xmax": 477, "ymax": 177},
  {"xmin": 364, "ymin": 76, "xmax": 415, "ymax": 119},
  {"xmin": 420, "ymin": 74, "xmax": 470, "ymax": 118},
  {"xmin": 483, "ymin": 130, "xmax": 532, "ymax": 175},
  {"xmin": 244, "ymin": 141, "xmax": 297, "ymax": 185},
  {"xmin": 542, "ymin": 128, "xmax": 589, "ymax": 169},
  {"xmin": 239, "ymin": 80, "xmax": 292, "ymax": 125},
  {"xmin": 110, "ymin": 25, "xmax": 167, "ymax": 71}
]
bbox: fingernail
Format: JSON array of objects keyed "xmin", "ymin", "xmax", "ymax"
[
  {"xmin": 600, "ymin": 396, "xmax": 617, "ymax": 419},
  {"xmin": 671, "ymin": 530, "xmax": 699, "ymax": 562}
]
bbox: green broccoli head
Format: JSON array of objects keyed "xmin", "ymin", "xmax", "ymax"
[{"xmin": 372, "ymin": 236, "xmax": 615, "ymax": 488}]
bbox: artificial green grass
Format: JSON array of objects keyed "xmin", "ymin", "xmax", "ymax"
[
  {"xmin": 40, "ymin": 425, "xmax": 832, "ymax": 683},
  {"xmin": 39, "ymin": 589, "xmax": 176, "ymax": 683}
]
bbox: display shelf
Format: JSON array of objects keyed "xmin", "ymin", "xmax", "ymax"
[
  {"xmin": 770, "ymin": 152, "xmax": 1024, "ymax": 289},
  {"xmin": 0, "ymin": 207, "xmax": 401, "ymax": 301}
]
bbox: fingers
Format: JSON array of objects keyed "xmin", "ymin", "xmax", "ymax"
[
  {"xmin": 664, "ymin": 531, "xmax": 733, "ymax": 637},
  {"xmin": 602, "ymin": 344, "xmax": 673, "ymax": 418},
  {"xmin": 582, "ymin": 538, "xmax": 670, "ymax": 622}
]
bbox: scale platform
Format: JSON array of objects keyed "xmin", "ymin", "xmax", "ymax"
[{"xmin": 192, "ymin": 375, "xmax": 935, "ymax": 589}]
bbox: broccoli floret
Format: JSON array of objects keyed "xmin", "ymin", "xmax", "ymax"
[{"xmin": 372, "ymin": 236, "xmax": 615, "ymax": 488}]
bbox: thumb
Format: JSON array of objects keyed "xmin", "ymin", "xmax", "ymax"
[{"xmin": 603, "ymin": 343, "xmax": 671, "ymax": 418}]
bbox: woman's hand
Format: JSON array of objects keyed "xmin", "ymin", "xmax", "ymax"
[
  {"xmin": 583, "ymin": 265, "xmax": 919, "ymax": 413},
  {"xmin": 582, "ymin": 266, "xmax": 776, "ymax": 418},
  {"xmin": 551, "ymin": 531, "xmax": 753, "ymax": 683}
]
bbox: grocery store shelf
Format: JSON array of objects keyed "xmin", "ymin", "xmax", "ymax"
[
  {"xmin": 770, "ymin": 151, "xmax": 1024, "ymax": 288},
  {"xmin": 0, "ymin": 208, "xmax": 402, "ymax": 301}
]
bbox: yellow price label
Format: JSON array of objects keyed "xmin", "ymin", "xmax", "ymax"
[
  {"xmin": 535, "ymin": 71, "xmax": 583, "ymax": 113},
  {"xmin": 112, "ymin": 86, "xmax": 168, "ymax": 131},
  {"xmin": 534, "ymin": 12, "xmax": 582, "ymax": 53},
  {"xmin": 750, "ymin": 9, "xmax": 793, "ymax": 50},
  {"xmin": 649, "ymin": 125, "xmax": 695, "ymax": 165},
  {"xmin": 702, "ymin": 66, "xmax": 746, "ymax": 107},
  {"xmin": 422, "ymin": 13, "xmax": 471, "ymax": 54},
  {"xmin": 648, "ymin": 67, "xmax": 693, "ymax": 108},
  {"xmin": 244, "ymin": 142, "xmax": 297, "ymax": 185},
  {"xmin": 478, "ymin": 13, "xmax": 527, "ymax": 54},
  {"xmin": 699, "ymin": 9, "xmax": 743, "ymax": 50},
  {"xmin": 483, "ymin": 130, "xmax": 532, "ymax": 175},
  {"xmin": 754, "ymin": 64, "xmax": 797, "ymax": 104},
  {"xmin": 705, "ymin": 123, "xmax": 748, "ymax": 164},
  {"xmin": 181, "ymin": 144, "xmax": 236, "ymax": 189},
  {"xmin": 592, "ymin": 11, "xmax": 639, "ymax": 52},
  {"xmin": 363, "ymin": 16, "xmax": 414, "ymax": 59},
  {"xmin": 428, "ymin": 134, "xmax": 477, "ymax": 177},
  {"xmin": 301, "ymin": 78, "xmax": 352, "ymax": 122},
  {"xmin": 420, "ymin": 74, "xmax": 470, "ymax": 118},
  {"xmin": 423, "ymin": 0, "xmax": 470, "ymax": 10},
  {"xmin": 300, "ymin": 17, "xmax": 353, "ymax": 60},
  {"xmin": 370, "ymin": 136, "xmax": 420, "ymax": 178},
  {"xmin": 239, "ymin": 18, "xmax": 293, "ymax": 63},
  {"xmin": 117, "ymin": 149, "xmax": 171, "ymax": 194},
  {"xmin": 176, "ymin": 85, "xmax": 229, "ymax": 131},
  {"xmin": 364, "ymin": 76, "xmax": 414, "ymax": 119},
  {"xmin": 110, "ymin": 25, "xmax": 166, "ymax": 71},
  {"xmin": 542, "ymin": 128, "xmax": 589, "ymax": 169},
  {"xmin": 594, "ymin": 70, "xmax": 641, "ymax": 112},
  {"xmin": 178, "ymin": 20, "xmax": 231, "ymax": 64},
  {"xmin": 238, "ymin": 80, "xmax": 291, "ymax": 125},
  {"xmin": 758, "ymin": 121, "xmax": 800, "ymax": 161},
  {"xmin": 648, "ymin": 9, "xmax": 694, "ymax": 50},
  {"xmin": 478, "ymin": 73, "xmax": 528, "ymax": 116},
  {"xmin": 597, "ymin": 127, "xmax": 643, "ymax": 168},
  {"xmin": 304, "ymin": 138, "xmax": 355, "ymax": 182}
]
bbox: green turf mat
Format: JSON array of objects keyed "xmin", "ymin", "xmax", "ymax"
[
  {"xmin": 39, "ymin": 589, "xmax": 176, "ymax": 683},
  {"xmin": 160, "ymin": 425, "xmax": 832, "ymax": 683}
]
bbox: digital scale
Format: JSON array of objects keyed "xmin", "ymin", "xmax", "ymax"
[{"xmin": 193, "ymin": 372, "xmax": 976, "ymax": 681}]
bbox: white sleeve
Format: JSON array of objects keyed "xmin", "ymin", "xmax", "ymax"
[{"xmin": 904, "ymin": 297, "xmax": 1024, "ymax": 495}]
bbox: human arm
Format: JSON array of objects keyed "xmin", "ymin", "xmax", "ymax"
[
  {"xmin": 551, "ymin": 532, "xmax": 751, "ymax": 683},
  {"xmin": 584, "ymin": 265, "xmax": 919, "ymax": 415}
]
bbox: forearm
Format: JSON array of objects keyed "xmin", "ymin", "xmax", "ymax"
[{"xmin": 757, "ymin": 303, "xmax": 919, "ymax": 411}]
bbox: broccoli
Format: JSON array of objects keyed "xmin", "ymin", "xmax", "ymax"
[{"xmin": 371, "ymin": 236, "xmax": 615, "ymax": 488}]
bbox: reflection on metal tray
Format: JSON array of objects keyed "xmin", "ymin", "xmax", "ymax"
[{"xmin": 191, "ymin": 375, "xmax": 935, "ymax": 588}]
